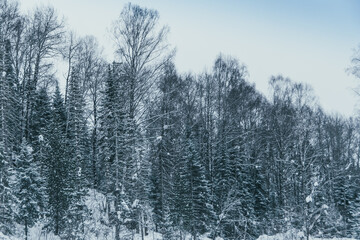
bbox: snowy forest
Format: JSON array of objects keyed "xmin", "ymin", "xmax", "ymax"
[{"xmin": 1, "ymin": 0, "xmax": 360, "ymax": 239}]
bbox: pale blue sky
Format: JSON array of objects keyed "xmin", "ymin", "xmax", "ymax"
[{"xmin": 19, "ymin": 0, "xmax": 360, "ymax": 116}]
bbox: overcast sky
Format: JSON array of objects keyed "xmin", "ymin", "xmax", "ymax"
[{"xmin": 18, "ymin": 0, "xmax": 360, "ymax": 117}]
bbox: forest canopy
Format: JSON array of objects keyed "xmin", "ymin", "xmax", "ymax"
[{"xmin": 0, "ymin": 1, "xmax": 360, "ymax": 240}]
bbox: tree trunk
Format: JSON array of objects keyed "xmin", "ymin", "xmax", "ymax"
[
  {"xmin": 114, "ymin": 198, "xmax": 120, "ymax": 240},
  {"xmin": 115, "ymin": 222, "xmax": 120, "ymax": 240},
  {"xmin": 92, "ymin": 95, "xmax": 97, "ymax": 189},
  {"xmin": 24, "ymin": 219, "xmax": 28, "ymax": 240},
  {"xmin": 140, "ymin": 212, "xmax": 144, "ymax": 240}
]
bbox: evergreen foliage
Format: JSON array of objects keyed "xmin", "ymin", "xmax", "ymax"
[{"xmin": 0, "ymin": 1, "xmax": 359, "ymax": 239}]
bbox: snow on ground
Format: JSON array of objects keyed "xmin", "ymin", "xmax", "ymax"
[
  {"xmin": 134, "ymin": 233, "xmax": 222, "ymax": 240},
  {"xmin": 83, "ymin": 189, "xmax": 115, "ymax": 239},
  {"xmin": 0, "ymin": 222, "xmax": 60, "ymax": 240},
  {"xmin": 0, "ymin": 232, "xmax": 11, "ymax": 240},
  {"xmin": 0, "ymin": 191, "xmax": 353, "ymax": 240},
  {"xmin": 257, "ymin": 229, "xmax": 355, "ymax": 240}
]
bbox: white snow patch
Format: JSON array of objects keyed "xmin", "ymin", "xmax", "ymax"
[
  {"xmin": 306, "ymin": 195, "xmax": 313, "ymax": 203},
  {"xmin": 345, "ymin": 162, "xmax": 351, "ymax": 170},
  {"xmin": 132, "ymin": 199, "xmax": 139, "ymax": 208},
  {"xmin": 26, "ymin": 145, "xmax": 33, "ymax": 154},
  {"xmin": 0, "ymin": 222, "xmax": 60, "ymax": 240},
  {"xmin": 131, "ymin": 172, "xmax": 138, "ymax": 180},
  {"xmin": 297, "ymin": 231, "xmax": 305, "ymax": 238},
  {"xmin": 0, "ymin": 232, "xmax": 11, "ymax": 240},
  {"xmin": 121, "ymin": 200, "xmax": 129, "ymax": 211},
  {"xmin": 257, "ymin": 229, "xmax": 355, "ymax": 240}
]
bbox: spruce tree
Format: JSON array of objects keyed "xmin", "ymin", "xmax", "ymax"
[
  {"xmin": 30, "ymin": 87, "xmax": 52, "ymax": 182},
  {"xmin": 98, "ymin": 63, "xmax": 131, "ymax": 239},
  {"xmin": 149, "ymin": 63, "xmax": 182, "ymax": 233},
  {"xmin": 65, "ymin": 68, "xmax": 88, "ymax": 237},
  {"xmin": 349, "ymin": 191, "xmax": 360, "ymax": 238},
  {"xmin": 46, "ymin": 85, "xmax": 69, "ymax": 235},
  {"xmin": 0, "ymin": 38, "xmax": 21, "ymax": 236},
  {"xmin": 30, "ymin": 87, "xmax": 52, "ymax": 145},
  {"xmin": 14, "ymin": 139, "xmax": 43, "ymax": 240},
  {"xmin": 174, "ymin": 75, "xmax": 212, "ymax": 239},
  {"xmin": 181, "ymin": 134, "xmax": 210, "ymax": 239},
  {"xmin": 0, "ymin": 143, "xmax": 15, "ymax": 235}
]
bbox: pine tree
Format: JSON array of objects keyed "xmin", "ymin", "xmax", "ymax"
[
  {"xmin": 98, "ymin": 63, "xmax": 131, "ymax": 239},
  {"xmin": 30, "ymin": 87, "xmax": 52, "ymax": 183},
  {"xmin": 46, "ymin": 85, "xmax": 69, "ymax": 235},
  {"xmin": 65, "ymin": 68, "xmax": 89, "ymax": 237},
  {"xmin": 30, "ymin": 87, "xmax": 52, "ymax": 145},
  {"xmin": 349, "ymin": 191, "xmax": 360, "ymax": 238},
  {"xmin": 98, "ymin": 64, "xmax": 118, "ymax": 192},
  {"xmin": 0, "ymin": 37, "xmax": 21, "ymax": 236},
  {"xmin": 3, "ymin": 39, "xmax": 21, "ymax": 152},
  {"xmin": 14, "ymin": 139, "xmax": 43, "ymax": 240},
  {"xmin": 161, "ymin": 204, "xmax": 175, "ymax": 239},
  {"xmin": 0, "ymin": 142, "xmax": 15, "ymax": 235},
  {"xmin": 181, "ymin": 134, "xmax": 210, "ymax": 239},
  {"xmin": 148, "ymin": 63, "xmax": 182, "ymax": 233},
  {"xmin": 172, "ymin": 145, "xmax": 187, "ymax": 236},
  {"xmin": 173, "ymin": 75, "xmax": 212, "ymax": 239}
]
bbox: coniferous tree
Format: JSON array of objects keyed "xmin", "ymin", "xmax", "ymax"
[
  {"xmin": 174, "ymin": 76, "xmax": 213, "ymax": 239},
  {"xmin": 31, "ymin": 87, "xmax": 52, "ymax": 184},
  {"xmin": 0, "ymin": 37, "xmax": 21, "ymax": 236},
  {"xmin": 98, "ymin": 63, "xmax": 132, "ymax": 239},
  {"xmin": 46, "ymin": 85, "xmax": 68, "ymax": 235},
  {"xmin": 14, "ymin": 139, "xmax": 43, "ymax": 240},
  {"xmin": 181, "ymin": 134, "xmax": 210, "ymax": 239},
  {"xmin": 23, "ymin": 6, "xmax": 64, "ymax": 141},
  {"xmin": 148, "ymin": 62, "xmax": 182, "ymax": 233},
  {"xmin": 349, "ymin": 191, "xmax": 360, "ymax": 238},
  {"xmin": 65, "ymin": 68, "xmax": 89, "ymax": 237},
  {"xmin": 30, "ymin": 87, "xmax": 52, "ymax": 145}
]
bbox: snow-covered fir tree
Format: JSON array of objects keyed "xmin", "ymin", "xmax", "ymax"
[{"xmin": 14, "ymin": 140, "xmax": 43, "ymax": 240}]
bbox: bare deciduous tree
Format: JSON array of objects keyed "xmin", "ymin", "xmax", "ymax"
[
  {"xmin": 112, "ymin": 3, "xmax": 173, "ymax": 120},
  {"xmin": 23, "ymin": 6, "xmax": 65, "ymax": 140}
]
